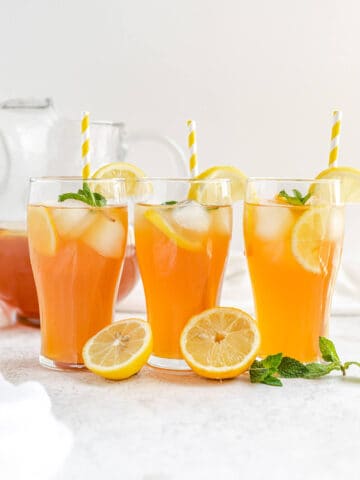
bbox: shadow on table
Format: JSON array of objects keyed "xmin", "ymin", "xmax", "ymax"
[
  {"xmin": 341, "ymin": 375, "xmax": 360, "ymax": 385},
  {"xmin": 143, "ymin": 365, "xmax": 249, "ymax": 387}
]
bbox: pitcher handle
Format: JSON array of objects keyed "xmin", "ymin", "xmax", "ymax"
[
  {"xmin": 0, "ymin": 129, "xmax": 11, "ymax": 193},
  {"xmin": 127, "ymin": 131, "xmax": 189, "ymax": 177}
]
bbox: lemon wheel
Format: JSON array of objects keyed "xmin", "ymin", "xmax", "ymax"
[
  {"xmin": 83, "ymin": 318, "xmax": 153, "ymax": 380},
  {"xmin": 180, "ymin": 307, "xmax": 260, "ymax": 379}
]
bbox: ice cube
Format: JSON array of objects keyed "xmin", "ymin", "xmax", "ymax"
[
  {"xmin": 255, "ymin": 205, "xmax": 293, "ymax": 239},
  {"xmin": 172, "ymin": 201, "xmax": 210, "ymax": 232},
  {"xmin": 82, "ymin": 213, "xmax": 125, "ymax": 258},
  {"xmin": 52, "ymin": 201, "xmax": 94, "ymax": 239}
]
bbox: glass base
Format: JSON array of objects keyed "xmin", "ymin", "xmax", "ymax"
[
  {"xmin": 39, "ymin": 355, "xmax": 87, "ymax": 371},
  {"xmin": 148, "ymin": 354, "xmax": 191, "ymax": 371}
]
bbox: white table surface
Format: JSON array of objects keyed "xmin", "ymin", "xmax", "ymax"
[{"xmin": 0, "ymin": 314, "xmax": 359, "ymax": 480}]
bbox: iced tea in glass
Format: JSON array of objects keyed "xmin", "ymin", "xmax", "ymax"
[
  {"xmin": 28, "ymin": 177, "xmax": 128, "ymax": 370},
  {"xmin": 244, "ymin": 178, "xmax": 344, "ymax": 361},
  {"xmin": 135, "ymin": 178, "xmax": 232, "ymax": 370}
]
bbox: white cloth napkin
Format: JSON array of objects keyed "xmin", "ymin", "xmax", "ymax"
[
  {"xmin": 0, "ymin": 374, "xmax": 73, "ymax": 480},
  {"xmin": 0, "ymin": 301, "xmax": 17, "ymax": 328}
]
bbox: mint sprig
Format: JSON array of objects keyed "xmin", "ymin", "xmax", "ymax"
[
  {"xmin": 58, "ymin": 182, "xmax": 107, "ymax": 207},
  {"xmin": 249, "ymin": 337, "xmax": 360, "ymax": 387},
  {"xmin": 278, "ymin": 189, "xmax": 311, "ymax": 206}
]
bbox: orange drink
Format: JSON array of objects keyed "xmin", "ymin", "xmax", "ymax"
[
  {"xmin": 0, "ymin": 225, "xmax": 135, "ymax": 326},
  {"xmin": 134, "ymin": 178, "xmax": 232, "ymax": 370},
  {"xmin": 27, "ymin": 178, "xmax": 128, "ymax": 370},
  {"xmin": 244, "ymin": 179, "xmax": 344, "ymax": 361},
  {"xmin": 0, "ymin": 226, "xmax": 39, "ymax": 320}
]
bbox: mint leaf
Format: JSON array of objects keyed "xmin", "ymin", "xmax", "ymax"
[
  {"xmin": 82, "ymin": 182, "xmax": 96, "ymax": 205},
  {"xmin": 303, "ymin": 362, "xmax": 339, "ymax": 379},
  {"xmin": 249, "ymin": 355, "xmax": 283, "ymax": 386},
  {"xmin": 293, "ymin": 189, "xmax": 303, "ymax": 201},
  {"xmin": 262, "ymin": 353, "xmax": 283, "ymax": 371},
  {"xmin": 93, "ymin": 192, "xmax": 107, "ymax": 206},
  {"xmin": 58, "ymin": 182, "xmax": 107, "ymax": 207},
  {"xmin": 319, "ymin": 337, "xmax": 340, "ymax": 364},
  {"xmin": 302, "ymin": 192, "xmax": 311, "ymax": 204},
  {"xmin": 162, "ymin": 200, "xmax": 178, "ymax": 205},
  {"xmin": 249, "ymin": 360, "xmax": 270, "ymax": 383},
  {"xmin": 278, "ymin": 357, "xmax": 308, "ymax": 378},
  {"xmin": 248, "ymin": 337, "xmax": 360, "ymax": 387},
  {"xmin": 58, "ymin": 192, "xmax": 86, "ymax": 203},
  {"xmin": 343, "ymin": 361, "xmax": 360, "ymax": 370},
  {"xmin": 278, "ymin": 189, "xmax": 312, "ymax": 206},
  {"xmin": 262, "ymin": 375, "xmax": 282, "ymax": 387}
]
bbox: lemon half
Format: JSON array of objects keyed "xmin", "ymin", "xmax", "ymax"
[
  {"xmin": 180, "ymin": 307, "xmax": 260, "ymax": 379},
  {"xmin": 83, "ymin": 318, "xmax": 152, "ymax": 380}
]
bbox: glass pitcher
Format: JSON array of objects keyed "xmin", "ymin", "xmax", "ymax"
[
  {"xmin": 0, "ymin": 98, "xmax": 57, "ymax": 326},
  {"xmin": 0, "ymin": 99, "xmax": 188, "ymax": 326}
]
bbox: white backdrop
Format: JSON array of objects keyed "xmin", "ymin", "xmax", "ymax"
[
  {"xmin": 1, "ymin": 0, "xmax": 360, "ymax": 177},
  {"xmin": 1, "ymin": 0, "xmax": 360, "ymax": 313}
]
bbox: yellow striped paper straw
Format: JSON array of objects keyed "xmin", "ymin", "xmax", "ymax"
[
  {"xmin": 187, "ymin": 119, "xmax": 198, "ymax": 177},
  {"xmin": 328, "ymin": 110, "xmax": 342, "ymax": 168},
  {"xmin": 81, "ymin": 111, "xmax": 90, "ymax": 178}
]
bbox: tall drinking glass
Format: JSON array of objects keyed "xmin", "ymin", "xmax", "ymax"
[
  {"xmin": 244, "ymin": 178, "xmax": 344, "ymax": 361},
  {"xmin": 27, "ymin": 177, "xmax": 128, "ymax": 370},
  {"xmin": 134, "ymin": 178, "xmax": 232, "ymax": 370}
]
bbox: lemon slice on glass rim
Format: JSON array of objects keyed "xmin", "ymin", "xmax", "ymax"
[
  {"xmin": 188, "ymin": 166, "xmax": 247, "ymax": 204},
  {"xmin": 180, "ymin": 307, "xmax": 260, "ymax": 379},
  {"xmin": 314, "ymin": 166, "xmax": 360, "ymax": 203},
  {"xmin": 91, "ymin": 161, "xmax": 148, "ymax": 197},
  {"xmin": 83, "ymin": 318, "xmax": 152, "ymax": 380}
]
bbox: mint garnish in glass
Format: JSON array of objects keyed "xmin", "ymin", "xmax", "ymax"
[
  {"xmin": 278, "ymin": 189, "xmax": 311, "ymax": 206},
  {"xmin": 58, "ymin": 182, "xmax": 107, "ymax": 207}
]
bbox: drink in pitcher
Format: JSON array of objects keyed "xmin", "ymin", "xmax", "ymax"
[
  {"xmin": 244, "ymin": 179, "xmax": 344, "ymax": 361},
  {"xmin": 28, "ymin": 178, "xmax": 128, "ymax": 370},
  {"xmin": 135, "ymin": 178, "xmax": 232, "ymax": 370},
  {"xmin": 0, "ymin": 224, "xmax": 38, "ymax": 320}
]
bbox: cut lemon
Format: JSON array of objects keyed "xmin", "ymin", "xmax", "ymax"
[
  {"xmin": 291, "ymin": 207, "xmax": 334, "ymax": 274},
  {"xmin": 144, "ymin": 208, "xmax": 203, "ymax": 251},
  {"xmin": 92, "ymin": 161, "xmax": 147, "ymax": 196},
  {"xmin": 83, "ymin": 319, "xmax": 152, "ymax": 380},
  {"xmin": 180, "ymin": 307, "xmax": 260, "ymax": 379},
  {"xmin": 27, "ymin": 206, "xmax": 57, "ymax": 256},
  {"xmin": 188, "ymin": 166, "xmax": 247, "ymax": 203},
  {"xmin": 315, "ymin": 166, "xmax": 360, "ymax": 203}
]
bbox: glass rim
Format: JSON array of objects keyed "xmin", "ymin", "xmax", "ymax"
[
  {"xmin": 134, "ymin": 177, "xmax": 231, "ymax": 184},
  {"xmin": 246, "ymin": 177, "xmax": 341, "ymax": 184},
  {"xmin": 57, "ymin": 119, "xmax": 126, "ymax": 128},
  {"xmin": 29, "ymin": 176, "xmax": 127, "ymax": 183}
]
